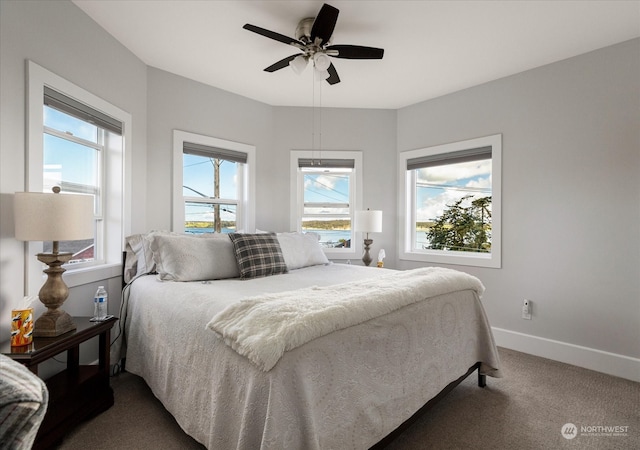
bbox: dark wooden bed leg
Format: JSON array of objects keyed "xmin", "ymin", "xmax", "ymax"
[{"xmin": 478, "ymin": 371, "xmax": 486, "ymax": 388}]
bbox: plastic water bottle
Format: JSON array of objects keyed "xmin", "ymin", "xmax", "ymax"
[{"xmin": 93, "ymin": 286, "xmax": 108, "ymax": 321}]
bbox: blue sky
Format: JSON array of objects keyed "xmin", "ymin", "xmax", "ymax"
[
  {"xmin": 43, "ymin": 106, "xmax": 98, "ymax": 191},
  {"xmin": 183, "ymin": 154, "xmax": 237, "ymax": 200},
  {"xmin": 183, "ymin": 154, "xmax": 238, "ymax": 223}
]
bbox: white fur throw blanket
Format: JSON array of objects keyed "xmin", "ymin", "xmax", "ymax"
[{"xmin": 206, "ymin": 267, "xmax": 484, "ymax": 371}]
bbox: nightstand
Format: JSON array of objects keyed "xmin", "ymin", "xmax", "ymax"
[{"xmin": 1, "ymin": 316, "xmax": 117, "ymax": 449}]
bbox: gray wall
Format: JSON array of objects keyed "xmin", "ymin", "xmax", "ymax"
[
  {"xmin": 0, "ymin": 1, "xmax": 147, "ymax": 349},
  {"xmin": 1, "ymin": 1, "xmax": 638, "ymax": 378},
  {"xmin": 145, "ymin": 68, "xmax": 274, "ymax": 230},
  {"xmin": 145, "ymin": 68, "xmax": 398, "ymax": 259},
  {"xmin": 271, "ymin": 106, "xmax": 397, "ymax": 255},
  {"xmin": 397, "ymin": 39, "xmax": 640, "ymax": 360}
]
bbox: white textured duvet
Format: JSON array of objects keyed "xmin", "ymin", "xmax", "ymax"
[
  {"xmin": 207, "ymin": 267, "xmax": 485, "ymax": 372},
  {"xmin": 122, "ymin": 264, "xmax": 501, "ymax": 450}
]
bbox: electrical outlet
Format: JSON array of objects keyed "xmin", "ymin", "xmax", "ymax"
[{"xmin": 522, "ymin": 299, "xmax": 532, "ymax": 320}]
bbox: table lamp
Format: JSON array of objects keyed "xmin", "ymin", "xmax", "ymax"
[
  {"xmin": 354, "ymin": 209, "xmax": 383, "ymax": 266},
  {"xmin": 14, "ymin": 187, "xmax": 94, "ymax": 337}
]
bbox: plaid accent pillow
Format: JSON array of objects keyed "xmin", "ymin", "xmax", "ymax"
[{"xmin": 229, "ymin": 233, "xmax": 288, "ymax": 279}]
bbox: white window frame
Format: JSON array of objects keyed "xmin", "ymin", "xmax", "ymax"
[
  {"xmin": 398, "ymin": 134, "xmax": 502, "ymax": 268},
  {"xmin": 172, "ymin": 130, "xmax": 255, "ymax": 233},
  {"xmin": 290, "ymin": 150, "xmax": 363, "ymax": 258},
  {"xmin": 26, "ymin": 60, "xmax": 132, "ymax": 293}
]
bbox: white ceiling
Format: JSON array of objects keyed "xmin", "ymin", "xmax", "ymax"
[{"xmin": 72, "ymin": 0, "xmax": 639, "ymax": 109}]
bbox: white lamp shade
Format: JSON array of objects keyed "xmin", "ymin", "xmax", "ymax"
[
  {"xmin": 354, "ymin": 210, "xmax": 383, "ymax": 233},
  {"xmin": 14, "ymin": 192, "xmax": 94, "ymax": 242}
]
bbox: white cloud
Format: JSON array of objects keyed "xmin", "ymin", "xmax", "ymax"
[
  {"xmin": 416, "ymin": 177, "xmax": 491, "ymax": 221},
  {"xmin": 417, "ymin": 160, "xmax": 491, "ymax": 184},
  {"xmin": 305, "ymin": 173, "xmax": 338, "ymax": 191}
]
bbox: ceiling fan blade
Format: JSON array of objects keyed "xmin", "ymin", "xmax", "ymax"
[
  {"xmin": 264, "ymin": 54, "xmax": 300, "ymax": 72},
  {"xmin": 326, "ymin": 63, "xmax": 340, "ymax": 85},
  {"xmin": 243, "ymin": 24, "xmax": 302, "ymax": 47},
  {"xmin": 311, "ymin": 4, "xmax": 339, "ymax": 44},
  {"xmin": 325, "ymin": 45, "xmax": 384, "ymax": 59}
]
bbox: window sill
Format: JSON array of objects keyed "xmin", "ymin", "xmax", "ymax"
[
  {"xmin": 64, "ymin": 262, "xmax": 122, "ymax": 288},
  {"xmin": 400, "ymin": 250, "xmax": 501, "ymax": 269},
  {"xmin": 323, "ymin": 248, "xmax": 356, "ymax": 257}
]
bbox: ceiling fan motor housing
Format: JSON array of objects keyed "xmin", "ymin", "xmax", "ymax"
[{"xmin": 295, "ymin": 18, "xmax": 316, "ymax": 44}]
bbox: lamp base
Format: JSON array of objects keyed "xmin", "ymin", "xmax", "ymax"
[
  {"xmin": 33, "ymin": 308, "xmax": 76, "ymax": 337},
  {"xmin": 362, "ymin": 238, "xmax": 373, "ymax": 266},
  {"xmin": 33, "ymin": 251, "xmax": 77, "ymax": 337}
]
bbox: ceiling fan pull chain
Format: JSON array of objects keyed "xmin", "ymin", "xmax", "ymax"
[
  {"xmin": 311, "ymin": 71, "xmax": 316, "ymax": 165},
  {"xmin": 318, "ymin": 80, "xmax": 322, "ymax": 165}
]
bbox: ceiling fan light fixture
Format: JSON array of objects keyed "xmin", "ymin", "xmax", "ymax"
[
  {"xmin": 289, "ymin": 55, "xmax": 308, "ymax": 74},
  {"xmin": 313, "ymin": 52, "xmax": 331, "ymax": 71}
]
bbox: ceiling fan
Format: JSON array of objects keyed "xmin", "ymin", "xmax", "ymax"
[{"xmin": 243, "ymin": 3, "xmax": 384, "ymax": 85}]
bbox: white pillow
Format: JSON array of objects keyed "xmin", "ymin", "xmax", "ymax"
[
  {"xmin": 123, "ymin": 235, "xmax": 141, "ymax": 284},
  {"xmin": 125, "ymin": 233, "xmax": 157, "ymax": 278},
  {"xmin": 277, "ymin": 232, "xmax": 329, "ymax": 270},
  {"xmin": 126, "ymin": 230, "xmax": 181, "ymax": 277},
  {"xmin": 148, "ymin": 233, "xmax": 240, "ymax": 281}
]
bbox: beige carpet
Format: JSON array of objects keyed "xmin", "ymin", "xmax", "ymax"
[{"xmin": 54, "ymin": 348, "xmax": 639, "ymax": 449}]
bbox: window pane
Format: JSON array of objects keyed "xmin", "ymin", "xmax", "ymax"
[
  {"xmin": 43, "ymin": 134, "xmax": 99, "ymax": 199},
  {"xmin": 303, "ymin": 172, "xmax": 349, "ymax": 204},
  {"xmin": 183, "ymin": 153, "xmax": 238, "ymax": 200},
  {"xmin": 301, "ymin": 170, "xmax": 352, "ymax": 248},
  {"xmin": 185, "ymin": 201, "xmax": 237, "ymax": 233},
  {"xmin": 414, "ymin": 158, "xmax": 492, "ymax": 253},
  {"xmin": 43, "ymin": 134, "xmax": 98, "ymax": 264},
  {"xmin": 44, "ymin": 105, "xmax": 98, "ymax": 143},
  {"xmin": 302, "ymin": 218, "xmax": 352, "ymax": 248}
]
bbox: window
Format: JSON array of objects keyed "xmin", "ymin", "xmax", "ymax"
[
  {"xmin": 399, "ymin": 134, "xmax": 501, "ymax": 268},
  {"xmin": 42, "ymin": 87, "xmax": 118, "ymax": 264},
  {"xmin": 27, "ymin": 61, "xmax": 131, "ymax": 292},
  {"xmin": 290, "ymin": 151, "xmax": 362, "ymax": 257},
  {"xmin": 172, "ymin": 131, "xmax": 255, "ymax": 233}
]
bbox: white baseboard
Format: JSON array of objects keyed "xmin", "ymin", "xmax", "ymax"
[{"xmin": 492, "ymin": 327, "xmax": 640, "ymax": 383}]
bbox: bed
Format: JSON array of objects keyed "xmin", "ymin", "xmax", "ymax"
[{"xmin": 115, "ymin": 231, "xmax": 501, "ymax": 449}]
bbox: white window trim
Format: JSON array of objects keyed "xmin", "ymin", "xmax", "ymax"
[
  {"xmin": 398, "ymin": 134, "xmax": 502, "ymax": 268},
  {"xmin": 26, "ymin": 60, "xmax": 132, "ymax": 292},
  {"xmin": 172, "ymin": 130, "xmax": 256, "ymax": 233},
  {"xmin": 290, "ymin": 150, "xmax": 363, "ymax": 258}
]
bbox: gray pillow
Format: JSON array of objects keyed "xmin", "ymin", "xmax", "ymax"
[{"xmin": 149, "ymin": 233, "xmax": 240, "ymax": 281}]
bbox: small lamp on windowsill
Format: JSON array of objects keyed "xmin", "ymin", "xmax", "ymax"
[
  {"xmin": 354, "ymin": 209, "xmax": 383, "ymax": 266},
  {"xmin": 14, "ymin": 187, "xmax": 94, "ymax": 337}
]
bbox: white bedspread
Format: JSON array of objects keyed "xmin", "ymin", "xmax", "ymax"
[
  {"xmin": 121, "ymin": 263, "xmax": 501, "ymax": 450},
  {"xmin": 207, "ymin": 267, "xmax": 484, "ymax": 371}
]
